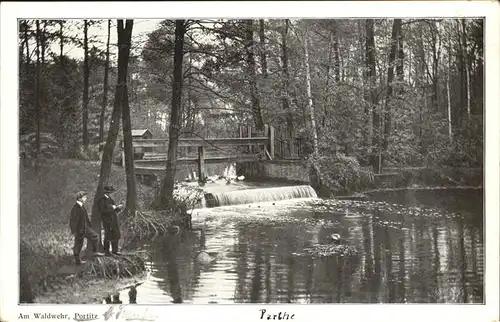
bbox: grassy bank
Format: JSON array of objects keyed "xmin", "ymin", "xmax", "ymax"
[
  {"xmin": 20, "ymin": 158, "xmax": 158, "ymax": 303},
  {"xmin": 377, "ymin": 166, "xmax": 483, "ymax": 188},
  {"xmin": 315, "ymin": 159, "xmax": 483, "ymax": 197}
]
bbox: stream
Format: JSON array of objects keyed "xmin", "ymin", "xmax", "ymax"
[{"xmin": 119, "ymin": 187, "xmax": 483, "ymax": 304}]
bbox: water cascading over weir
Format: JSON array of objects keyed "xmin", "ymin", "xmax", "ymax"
[{"xmin": 204, "ymin": 185, "xmax": 318, "ymax": 208}]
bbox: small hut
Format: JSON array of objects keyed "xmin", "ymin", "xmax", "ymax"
[
  {"xmin": 131, "ymin": 129, "xmax": 153, "ymax": 154},
  {"xmin": 120, "ymin": 129, "xmax": 154, "ymax": 166},
  {"xmin": 131, "ymin": 129, "xmax": 153, "ymax": 140}
]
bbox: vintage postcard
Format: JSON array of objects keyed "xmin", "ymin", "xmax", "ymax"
[{"xmin": 1, "ymin": 1, "xmax": 499, "ymax": 322}]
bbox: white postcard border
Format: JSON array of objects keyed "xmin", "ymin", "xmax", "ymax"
[{"xmin": 1, "ymin": 2, "xmax": 499, "ymax": 322}]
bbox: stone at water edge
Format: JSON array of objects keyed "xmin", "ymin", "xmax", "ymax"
[{"xmin": 195, "ymin": 251, "xmax": 216, "ymax": 264}]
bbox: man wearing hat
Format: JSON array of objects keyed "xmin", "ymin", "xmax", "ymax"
[
  {"xmin": 98, "ymin": 186, "xmax": 123, "ymax": 256},
  {"xmin": 70, "ymin": 191, "xmax": 104, "ymax": 264}
]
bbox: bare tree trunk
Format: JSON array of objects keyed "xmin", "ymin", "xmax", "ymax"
[
  {"xmin": 395, "ymin": 22, "xmax": 405, "ymax": 131},
  {"xmin": 259, "ymin": 19, "xmax": 268, "ymax": 78},
  {"xmin": 332, "ymin": 21, "xmax": 341, "ymax": 83},
  {"xmin": 59, "ymin": 21, "xmax": 64, "ymax": 62},
  {"xmin": 304, "ymin": 30, "xmax": 319, "ymax": 155},
  {"xmin": 366, "ymin": 19, "xmax": 380, "ymax": 173},
  {"xmin": 187, "ymin": 51, "xmax": 194, "ymax": 132},
  {"xmin": 473, "ymin": 21, "xmax": 484, "ymax": 117},
  {"xmin": 359, "ymin": 20, "xmax": 371, "ymax": 163},
  {"xmin": 461, "ymin": 20, "xmax": 471, "ymax": 119},
  {"xmin": 322, "ymin": 32, "xmax": 333, "ymax": 128},
  {"xmin": 99, "ymin": 20, "xmax": 111, "ymax": 143},
  {"xmin": 159, "ymin": 20, "xmax": 186, "ymax": 209},
  {"xmin": 120, "ymin": 19, "xmax": 138, "ymax": 213},
  {"xmin": 430, "ymin": 22, "xmax": 441, "ymax": 113},
  {"xmin": 19, "ymin": 23, "xmax": 26, "ymax": 68},
  {"xmin": 382, "ymin": 19, "xmax": 402, "ymax": 167},
  {"xmin": 408, "ymin": 45, "xmax": 412, "ymax": 86},
  {"xmin": 446, "ymin": 39, "xmax": 452, "ymax": 141},
  {"xmin": 91, "ymin": 19, "xmax": 133, "ymax": 246},
  {"xmin": 23, "ymin": 21, "xmax": 30, "ymax": 67},
  {"xmin": 41, "ymin": 20, "xmax": 46, "ymax": 65},
  {"xmin": 418, "ymin": 24, "xmax": 426, "ymax": 150},
  {"xmin": 39, "ymin": 22, "xmax": 48, "ymax": 130},
  {"xmin": 340, "ymin": 46, "xmax": 345, "ymax": 82},
  {"xmin": 396, "ymin": 24, "xmax": 405, "ymax": 94},
  {"xmin": 22, "ymin": 20, "xmax": 32, "ymax": 137},
  {"xmin": 304, "ymin": 28, "xmax": 322, "ymax": 190},
  {"xmin": 82, "ymin": 20, "xmax": 90, "ymax": 148},
  {"xmin": 281, "ymin": 19, "xmax": 294, "ymax": 138},
  {"xmin": 245, "ymin": 19, "xmax": 264, "ymax": 131},
  {"xmin": 35, "ymin": 20, "xmax": 41, "ymax": 162},
  {"xmin": 57, "ymin": 21, "xmax": 66, "ymax": 146}
]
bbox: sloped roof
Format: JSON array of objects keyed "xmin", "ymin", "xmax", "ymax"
[{"xmin": 131, "ymin": 129, "xmax": 152, "ymax": 137}]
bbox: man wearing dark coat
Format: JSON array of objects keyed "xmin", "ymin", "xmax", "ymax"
[
  {"xmin": 98, "ymin": 186, "xmax": 123, "ymax": 256},
  {"xmin": 70, "ymin": 191, "xmax": 104, "ymax": 264}
]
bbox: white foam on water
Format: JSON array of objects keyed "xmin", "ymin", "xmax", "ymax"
[{"xmin": 205, "ymin": 185, "xmax": 318, "ymax": 207}]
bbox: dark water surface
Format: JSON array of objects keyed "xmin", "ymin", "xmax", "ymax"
[{"xmin": 124, "ymin": 188, "xmax": 483, "ymax": 304}]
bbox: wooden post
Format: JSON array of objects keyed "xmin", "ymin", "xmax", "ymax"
[
  {"xmin": 198, "ymin": 146, "xmax": 205, "ymax": 182},
  {"xmin": 247, "ymin": 125, "xmax": 252, "ymax": 154},
  {"xmin": 263, "ymin": 124, "xmax": 269, "ymax": 156},
  {"xmin": 269, "ymin": 125, "xmax": 275, "ymax": 159},
  {"xmin": 238, "ymin": 125, "xmax": 243, "ymax": 156}
]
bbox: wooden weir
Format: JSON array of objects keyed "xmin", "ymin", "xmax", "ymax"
[{"xmin": 124, "ymin": 124, "xmax": 277, "ymax": 180}]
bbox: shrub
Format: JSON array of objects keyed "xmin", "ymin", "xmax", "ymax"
[
  {"xmin": 151, "ymin": 177, "xmax": 205, "ymax": 211},
  {"xmin": 75, "ymin": 144, "xmax": 102, "ymax": 161},
  {"xmin": 308, "ymin": 152, "xmax": 374, "ymax": 195},
  {"xmin": 384, "ymin": 166, "xmax": 483, "ymax": 188},
  {"xmin": 117, "ymin": 178, "xmax": 205, "ymax": 248},
  {"xmin": 120, "ymin": 210, "xmax": 180, "ymax": 248}
]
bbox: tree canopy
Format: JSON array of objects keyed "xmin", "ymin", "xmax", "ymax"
[{"xmin": 19, "ymin": 18, "xmax": 483, "ymax": 198}]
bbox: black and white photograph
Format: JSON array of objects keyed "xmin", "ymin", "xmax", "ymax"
[{"xmin": 1, "ymin": 2, "xmax": 499, "ymax": 322}]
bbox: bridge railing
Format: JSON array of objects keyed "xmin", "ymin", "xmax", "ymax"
[
  {"xmin": 274, "ymin": 137, "xmax": 304, "ymax": 160},
  {"xmin": 123, "ymin": 124, "xmax": 277, "ymax": 180}
]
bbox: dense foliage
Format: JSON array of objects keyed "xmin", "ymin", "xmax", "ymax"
[
  {"xmin": 19, "ymin": 18, "xmax": 483, "ymax": 168},
  {"xmin": 19, "ymin": 18, "xmax": 483, "ymax": 201}
]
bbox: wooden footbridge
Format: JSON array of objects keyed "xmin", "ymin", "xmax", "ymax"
[{"xmin": 122, "ymin": 124, "xmax": 304, "ymax": 180}]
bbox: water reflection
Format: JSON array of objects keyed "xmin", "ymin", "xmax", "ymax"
[
  {"xmin": 122, "ymin": 189, "xmax": 483, "ymax": 304},
  {"xmin": 164, "ymin": 236, "xmax": 183, "ymax": 303}
]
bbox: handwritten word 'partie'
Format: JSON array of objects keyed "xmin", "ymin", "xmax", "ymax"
[{"xmin": 259, "ymin": 309, "xmax": 295, "ymax": 320}]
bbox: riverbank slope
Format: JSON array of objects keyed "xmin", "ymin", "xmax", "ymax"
[{"xmin": 20, "ymin": 159, "xmax": 155, "ymax": 303}]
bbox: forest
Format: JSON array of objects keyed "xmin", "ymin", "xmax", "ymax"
[
  {"xmin": 15, "ymin": 17, "xmax": 487, "ymax": 306},
  {"xmin": 19, "ymin": 18, "xmax": 484, "ymax": 209}
]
